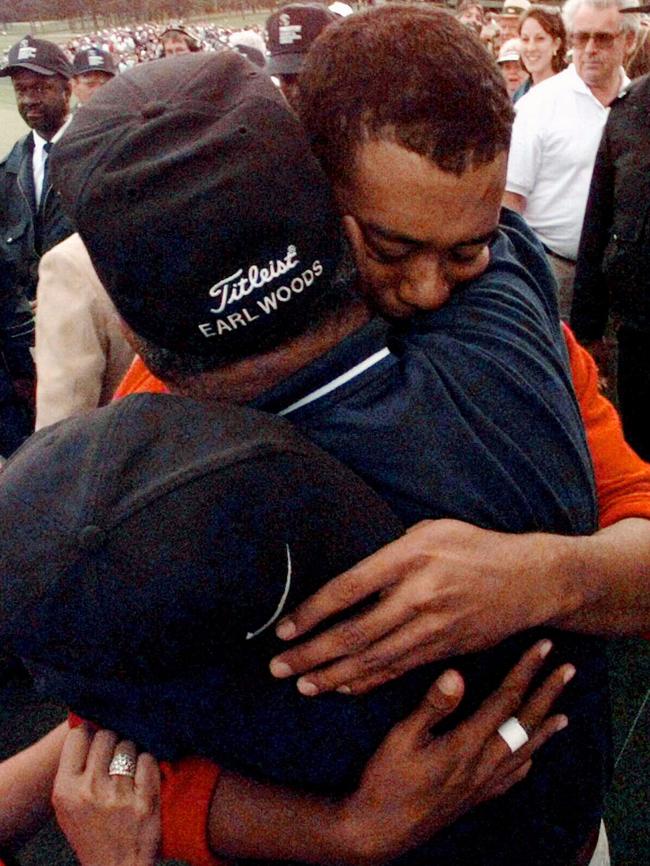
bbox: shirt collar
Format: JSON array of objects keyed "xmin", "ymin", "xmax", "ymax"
[{"xmin": 32, "ymin": 114, "xmax": 72, "ymax": 151}]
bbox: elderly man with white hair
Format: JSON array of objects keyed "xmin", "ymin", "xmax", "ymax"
[{"xmin": 503, "ymin": 0, "xmax": 640, "ymax": 319}]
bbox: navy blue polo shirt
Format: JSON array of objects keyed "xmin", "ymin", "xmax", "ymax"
[{"xmin": 27, "ymin": 211, "xmax": 609, "ymax": 865}]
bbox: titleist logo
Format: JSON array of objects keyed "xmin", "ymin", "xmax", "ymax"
[{"xmin": 209, "ymin": 245, "xmax": 299, "ymax": 314}]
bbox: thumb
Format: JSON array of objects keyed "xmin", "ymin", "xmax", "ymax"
[{"xmin": 403, "ymin": 670, "xmax": 465, "ymax": 743}]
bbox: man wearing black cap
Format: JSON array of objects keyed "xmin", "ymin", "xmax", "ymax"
[
  {"xmin": 266, "ymin": 3, "xmax": 336, "ymax": 107},
  {"xmin": 71, "ymin": 47, "xmax": 117, "ymax": 105},
  {"xmin": 0, "ymin": 35, "xmax": 74, "ymax": 456}
]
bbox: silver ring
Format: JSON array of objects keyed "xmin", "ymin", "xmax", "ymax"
[
  {"xmin": 108, "ymin": 752, "xmax": 136, "ymax": 778},
  {"xmin": 497, "ymin": 716, "xmax": 530, "ymax": 753}
]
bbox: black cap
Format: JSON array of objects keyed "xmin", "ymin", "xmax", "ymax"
[
  {"xmin": 266, "ymin": 4, "xmax": 337, "ymax": 75},
  {"xmin": 72, "ymin": 47, "xmax": 117, "ymax": 77},
  {"xmin": 0, "ymin": 34, "xmax": 73, "ymax": 78},
  {"xmin": 50, "ymin": 52, "xmax": 343, "ymax": 363},
  {"xmin": 160, "ymin": 25, "xmax": 201, "ymax": 51},
  {"xmin": 0, "ymin": 393, "xmax": 402, "ymax": 746}
]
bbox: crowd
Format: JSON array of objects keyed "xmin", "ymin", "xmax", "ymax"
[{"xmin": 0, "ymin": 3, "xmax": 649, "ymax": 866}]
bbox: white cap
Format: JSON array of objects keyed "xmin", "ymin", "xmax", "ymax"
[
  {"xmin": 497, "ymin": 38, "xmax": 522, "ymax": 63},
  {"xmin": 329, "ymin": 2, "xmax": 354, "ymax": 16},
  {"xmin": 501, "ymin": 0, "xmax": 530, "ymax": 16}
]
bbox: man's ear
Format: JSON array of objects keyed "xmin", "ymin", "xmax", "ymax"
[{"xmin": 341, "ymin": 214, "xmax": 368, "ymax": 272}]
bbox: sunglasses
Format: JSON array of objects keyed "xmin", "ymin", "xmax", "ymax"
[{"xmin": 571, "ymin": 30, "xmax": 624, "ymax": 49}]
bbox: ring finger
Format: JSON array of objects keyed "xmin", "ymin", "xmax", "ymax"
[{"xmin": 108, "ymin": 739, "xmax": 138, "ymax": 788}]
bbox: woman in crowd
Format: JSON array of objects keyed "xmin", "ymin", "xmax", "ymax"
[{"xmin": 514, "ymin": 5, "xmax": 568, "ymax": 101}]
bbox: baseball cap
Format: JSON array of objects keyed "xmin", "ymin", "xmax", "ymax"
[
  {"xmin": 0, "ymin": 393, "xmax": 403, "ymax": 759},
  {"xmin": 266, "ymin": 3, "xmax": 337, "ymax": 75},
  {"xmin": 497, "ymin": 38, "xmax": 522, "ymax": 63},
  {"xmin": 50, "ymin": 51, "xmax": 344, "ymax": 364},
  {"xmin": 500, "ymin": 0, "xmax": 530, "ymax": 16},
  {"xmin": 72, "ymin": 47, "xmax": 117, "ymax": 77},
  {"xmin": 160, "ymin": 24, "xmax": 200, "ymax": 51},
  {"xmin": 0, "ymin": 34, "xmax": 72, "ymax": 78}
]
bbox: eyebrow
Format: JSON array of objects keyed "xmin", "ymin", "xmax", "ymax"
[{"xmin": 362, "ymin": 220, "xmax": 499, "ymax": 250}]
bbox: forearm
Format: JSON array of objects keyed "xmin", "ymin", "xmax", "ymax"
[
  {"xmin": 207, "ymin": 770, "xmax": 367, "ymax": 865},
  {"xmin": 549, "ymin": 518, "xmax": 650, "ymax": 635},
  {"xmin": 0, "ymin": 723, "xmax": 67, "ymax": 849}
]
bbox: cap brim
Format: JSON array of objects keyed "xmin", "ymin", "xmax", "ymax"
[
  {"xmin": 73, "ymin": 66, "xmax": 115, "ymax": 76},
  {"xmin": 0, "ymin": 61, "xmax": 58, "ymax": 77},
  {"xmin": 266, "ymin": 52, "xmax": 305, "ymax": 76}
]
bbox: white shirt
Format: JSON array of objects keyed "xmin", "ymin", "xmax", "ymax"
[
  {"xmin": 32, "ymin": 116, "xmax": 71, "ymax": 207},
  {"xmin": 505, "ymin": 64, "xmax": 629, "ymax": 260}
]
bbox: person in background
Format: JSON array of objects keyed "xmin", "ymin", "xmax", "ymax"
[
  {"xmin": 498, "ymin": 0, "xmax": 531, "ymax": 40},
  {"xmin": 159, "ymin": 25, "xmax": 200, "ymax": 57},
  {"xmin": 0, "ymin": 35, "xmax": 74, "ymax": 455},
  {"xmin": 497, "ymin": 37, "xmax": 530, "ymax": 97},
  {"xmin": 265, "ymin": 3, "xmax": 337, "ymax": 109},
  {"xmin": 71, "ymin": 47, "xmax": 117, "ymax": 105},
  {"xmin": 456, "ymin": 0, "xmax": 485, "ymax": 35},
  {"xmin": 515, "ymin": 4, "xmax": 568, "ymax": 101},
  {"xmin": 503, "ymin": 0, "xmax": 639, "ymax": 320}
]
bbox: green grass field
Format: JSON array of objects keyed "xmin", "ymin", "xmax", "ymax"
[{"xmin": 0, "ymin": 11, "xmax": 269, "ymax": 155}]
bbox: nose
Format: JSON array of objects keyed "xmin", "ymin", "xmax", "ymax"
[{"xmin": 396, "ymin": 255, "xmax": 452, "ymax": 311}]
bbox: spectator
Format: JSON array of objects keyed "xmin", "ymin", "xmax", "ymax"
[
  {"xmin": 456, "ymin": 0, "xmax": 485, "ymax": 35},
  {"xmin": 571, "ymin": 64, "xmax": 650, "ymax": 460},
  {"xmin": 0, "ymin": 35, "xmax": 75, "ymax": 454},
  {"xmin": 515, "ymin": 4, "xmax": 568, "ymax": 101},
  {"xmin": 71, "ymin": 47, "xmax": 117, "ymax": 105},
  {"xmin": 34, "ymin": 233, "xmax": 134, "ymax": 430},
  {"xmin": 266, "ymin": 3, "xmax": 337, "ymax": 109},
  {"xmin": 497, "ymin": 37, "xmax": 529, "ymax": 97},
  {"xmin": 159, "ymin": 25, "xmax": 200, "ymax": 57},
  {"xmin": 503, "ymin": 0, "xmax": 639, "ymax": 319},
  {"xmin": 498, "ymin": 0, "xmax": 531, "ymax": 41}
]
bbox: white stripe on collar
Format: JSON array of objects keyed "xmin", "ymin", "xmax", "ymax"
[{"xmin": 278, "ymin": 347, "xmax": 391, "ymax": 417}]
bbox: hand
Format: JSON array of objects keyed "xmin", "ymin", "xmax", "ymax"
[
  {"xmin": 338, "ymin": 640, "xmax": 573, "ymax": 865},
  {"xmin": 52, "ymin": 727, "xmax": 160, "ymax": 866},
  {"xmin": 270, "ymin": 519, "xmax": 581, "ymax": 695}
]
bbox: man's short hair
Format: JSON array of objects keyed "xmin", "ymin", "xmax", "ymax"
[
  {"xmin": 562, "ymin": 0, "xmax": 641, "ymax": 34},
  {"xmin": 299, "ymin": 4, "xmax": 513, "ymax": 182}
]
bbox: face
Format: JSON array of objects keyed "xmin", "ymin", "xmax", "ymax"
[
  {"xmin": 570, "ymin": 4, "xmax": 632, "ymax": 91},
  {"xmin": 12, "ymin": 69, "xmax": 70, "ymax": 139},
  {"xmin": 499, "ymin": 59, "xmax": 528, "ymax": 95},
  {"xmin": 72, "ymin": 70, "xmax": 113, "ymax": 105},
  {"xmin": 162, "ymin": 35, "xmax": 192, "ymax": 57},
  {"xmin": 339, "ymin": 140, "xmax": 506, "ymax": 319},
  {"xmin": 520, "ymin": 17, "xmax": 561, "ymax": 77},
  {"xmin": 498, "ymin": 15, "xmax": 520, "ymax": 41},
  {"xmin": 458, "ymin": 6, "xmax": 484, "ymax": 35}
]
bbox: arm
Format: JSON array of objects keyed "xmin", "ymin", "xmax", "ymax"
[
  {"xmin": 34, "ymin": 235, "xmax": 133, "ymax": 430},
  {"xmin": 163, "ymin": 643, "xmax": 570, "ymax": 866},
  {"xmin": 266, "ymin": 329, "xmax": 650, "ymax": 697},
  {"xmin": 501, "ymin": 191, "xmax": 526, "ymax": 214},
  {"xmin": 0, "ymin": 723, "xmax": 66, "ymax": 851}
]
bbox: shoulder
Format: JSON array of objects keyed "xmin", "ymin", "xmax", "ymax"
[{"xmin": 0, "ymin": 133, "xmax": 32, "ymax": 173}]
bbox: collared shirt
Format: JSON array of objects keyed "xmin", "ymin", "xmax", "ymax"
[
  {"xmin": 32, "ymin": 116, "xmax": 71, "ymax": 207},
  {"xmin": 506, "ymin": 64, "xmax": 629, "ymax": 260}
]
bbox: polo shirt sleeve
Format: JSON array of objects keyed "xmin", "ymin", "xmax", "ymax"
[
  {"xmin": 506, "ymin": 94, "xmax": 543, "ymax": 198},
  {"xmin": 564, "ymin": 323, "xmax": 650, "ymax": 526}
]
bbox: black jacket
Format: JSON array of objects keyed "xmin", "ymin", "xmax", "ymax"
[
  {"xmin": 0, "ymin": 130, "xmax": 74, "ymax": 304},
  {"xmin": 571, "ymin": 73, "xmax": 650, "ymax": 340},
  {"xmin": 0, "ymin": 130, "xmax": 72, "ymax": 456}
]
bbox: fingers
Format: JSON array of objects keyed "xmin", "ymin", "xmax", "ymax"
[
  {"xmin": 389, "ymin": 670, "xmax": 465, "ymax": 748},
  {"xmin": 456, "ymin": 639, "xmax": 554, "ymax": 739},
  {"xmin": 134, "ymin": 753, "xmax": 161, "ymax": 811},
  {"xmin": 57, "ymin": 724, "xmax": 94, "ymax": 778},
  {"xmin": 273, "ymin": 541, "xmax": 406, "ymax": 643},
  {"xmin": 108, "ymin": 739, "xmax": 139, "ymax": 788}
]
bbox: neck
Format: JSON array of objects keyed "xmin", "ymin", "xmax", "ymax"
[
  {"xmin": 588, "ymin": 70, "xmax": 622, "ymax": 107},
  {"xmin": 531, "ymin": 68, "xmax": 554, "ymax": 86},
  {"xmin": 173, "ymin": 298, "xmax": 372, "ymax": 405}
]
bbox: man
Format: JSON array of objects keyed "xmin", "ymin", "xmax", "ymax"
[
  {"xmin": 504, "ymin": 0, "xmax": 639, "ymax": 319},
  {"xmin": 159, "ymin": 24, "xmax": 200, "ymax": 57},
  {"xmin": 71, "ymin": 47, "xmax": 116, "ymax": 105},
  {"xmin": 571, "ymin": 52, "xmax": 650, "ymax": 460},
  {"xmin": 0, "ymin": 35, "xmax": 74, "ymax": 454},
  {"xmin": 498, "ymin": 0, "xmax": 530, "ymax": 41},
  {"xmin": 456, "ymin": 0, "xmax": 485, "ymax": 36},
  {"xmin": 265, "ymin": 3, "xmax": 337, "ymax": 108}
]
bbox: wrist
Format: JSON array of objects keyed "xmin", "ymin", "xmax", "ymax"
[{"xmin": 540, "ymin": 532, "xmax": 603, "ymax": 625}]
